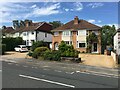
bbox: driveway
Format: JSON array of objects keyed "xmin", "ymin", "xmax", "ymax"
[
  {"xmin": 79, "ymin": 54, "xmax": 117, "ymax": 68},
  {"xmin": 1, "ymin": 51, "xmax": 28, "ymax": 59},
  {"xmin": 1, "ymin": 51, "xmax": 117, "ymax": 68}
]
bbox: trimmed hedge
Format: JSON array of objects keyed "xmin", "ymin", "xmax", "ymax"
[
  {"xmin": 32, "ymin": 47, "xmax": 49, "ymax": 59},
  {"xmin": 31, "ymin": 41, "xmax": 49, "ymax": 51},
  {"xmin": 0, "ymin": 44, "xmax": 6, "ymax": 55},
  {"xmin": 2, "ymin": 37, "xmax": 24, "ymax": 51}
]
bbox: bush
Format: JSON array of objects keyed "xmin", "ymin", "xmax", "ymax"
[
  {"xmin": 43, "ymin": 50, "xmax": 61, "ymax": 61},
  {"xmin": 0, "ymin": 44, "xmax": 6, "ymax": 55},
  {"xmin": 59, "ymin": 41, "xmax": 79, "ymax": 57},
  {"xmin": 2, "ymin": 37, "xmax": 24, "ymax": 51},
  {"xmin": 31, "ymin": 41, "xmax": 49, "ymax": 51},
  {"xmin": 27, "ymin": 50, "xmax": 33, "ymax": 56},
  {"xmin": 32, "ymin": 47, "xmax": 49, "ymax": 59}
]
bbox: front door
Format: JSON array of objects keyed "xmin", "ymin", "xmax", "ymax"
[
  {"xmin": 93, "ymin": 43, "xmax": 97, "ymax": 52},
  {"xmin": 54, "ymin": 42, "xmax": 58, "ymax": 50}
]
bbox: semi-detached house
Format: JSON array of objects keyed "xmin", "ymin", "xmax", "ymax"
[
  {"xmin": 2, "ymin": 21, "xmax": 53, "ymax": 47},
  {"xmin": 51, "ymin": 16, "xmax": 102, "ymax": 53}
]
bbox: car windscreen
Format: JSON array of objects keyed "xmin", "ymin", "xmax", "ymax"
[{"xmin": 21, "ymin": 46, "xmax": 27, "ymax": 48}]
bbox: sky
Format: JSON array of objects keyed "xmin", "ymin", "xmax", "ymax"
[{"xmin": 0, "ymin": 2, "xmax": 118, "ymax": 29}]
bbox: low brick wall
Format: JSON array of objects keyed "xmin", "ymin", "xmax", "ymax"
[{"xmin": 111, "ymin": 51, "xmax": 117, "ymax": 64}]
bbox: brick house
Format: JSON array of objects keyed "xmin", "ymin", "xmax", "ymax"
[{"xmin": 51, "ymin": 16, "xmax": 101, "ymax": 53}]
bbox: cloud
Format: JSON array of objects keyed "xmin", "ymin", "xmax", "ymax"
[
  {"xmin": 0, "ymin": 2, "xmax": 62, "ymax": 25},
  {"xmin": 74, "ymin": 2, "xmax": 83, "ymax": 11},
  {"xmin": 31, "ymin": 4, "xmax": 37, "ymax": 8},
  {"xmin": 64, "ymin": 8, "xmax": 69, "ymax": 12},
  {"xmin": 25, "ymin": 3, "xmax": 61, "ymax": 18},
  {"xmin": 88, "ymin": 19, "xmax": 96, "ymax": 23},
  {"xmin": 88, "ymin": 19, "xmax": 102, "ymax": 24},
  {"xmin": 87, "ymin": 3, "xmax": 104, "ymax": 8},
  {"xmin": 96, "ymin": 23, "xmax": 119, "ymax": 29}
]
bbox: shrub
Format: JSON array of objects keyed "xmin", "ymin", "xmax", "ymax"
[
  {"xmin": 2, "ymin": 37, "xmax": 24, "ymax": 51},
  {"xmin": 58, "ymin": 41, "xmax": 79, "ymax": 58},
  {"xmin": 32, "ymin": 47, "xmax": 49, "ymax": 59},
  {"xmin": 27, "ymin": 50, "xmax": 33, "ymax": 56},
  {"xmin": 31, "ymin": 41, "xmax": 49, "ymax": 51},
  {"xmin": 0, "ymin": 44, "xmax": 6, "ymax": 55},
  {"xmin": 43, "ymin": 50, "xmax": 61, "ymax": 61}
]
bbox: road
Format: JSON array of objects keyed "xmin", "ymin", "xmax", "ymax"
[{"xmin": 2, "ymin": 61, "xmax": 118, "ymax": 88}]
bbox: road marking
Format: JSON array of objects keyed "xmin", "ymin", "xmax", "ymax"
[
  {"xmin": 23, "ymin": 66, "xmax": 28, "ymax": 68},
  {"xmin": 19, "ymin": 74, "xmax": 75, "ymax": 88},
  {"xmin": 43, "ymin": 66, "xmax": 50, "ymax": 68},
  {"xmin": 43, "ymin": 69, "xmax": 49, "ymax": 70},
  {"xmin": 8, "ymin": 63, "xmax": 13, "ymax": 65},
  {"xmin": 76, "ymin": 71, "xmax": 118, "ymax": 78},
  {"xmin": 54, "ymin": 70, "xmax": 62, "ymax": 72},
  {"xmin": 70, "ymin": 72, "xmax": 74, "ymax": 74},
  {"xmin": 0, "ymin": 70, "xmax": 2, "ymax": 72}
]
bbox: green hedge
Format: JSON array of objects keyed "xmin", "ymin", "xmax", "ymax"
[
  {"xmin": 2, "ymin": 37, "xmax": 24, "ymax": 51},
  {"xmin": 31, "ymin": 41, "xmax": 49, "ymax": 51},
  {"xmin": 0, "ymin": 44, "xmax": 6, "ymax": 55}
]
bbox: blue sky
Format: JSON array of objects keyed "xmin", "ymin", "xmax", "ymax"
[{"xmin": 0, "ymin": 2, "xmax": 118, "ymax": 28}]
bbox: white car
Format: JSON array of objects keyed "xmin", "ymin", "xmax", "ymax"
[{"xmin": 14, "ymin": 45, "xmax": 28, "ymax": 52}]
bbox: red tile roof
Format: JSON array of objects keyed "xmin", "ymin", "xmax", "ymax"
[
  {"xmin": 52, "ymin": 19, "xmax": 101, "ymax": 31},
  {"xmin": 2, "ymin": 27, "xmax": 14, "ymax": 34},
  {"xmin": 11, "ymin": 22, "xmax": 52, "ymax": 34}
]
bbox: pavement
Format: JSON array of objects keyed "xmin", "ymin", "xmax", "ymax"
[{"xmin": 2, "ymin": 61, "xmax": 119, "ymax": 88}]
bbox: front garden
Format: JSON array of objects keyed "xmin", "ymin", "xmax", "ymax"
[{"xmin": 28, "ymin": 41, "xmax": 81, "ymax": 63}]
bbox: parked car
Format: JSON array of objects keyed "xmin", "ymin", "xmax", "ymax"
[{"xmin": 14, "ymin": 45, "xmax": 28, "ymax": 52}]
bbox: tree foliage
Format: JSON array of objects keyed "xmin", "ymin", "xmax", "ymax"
[
  {"xmin": 49, "ymin": 21, "xmax": 63, "ymax": 29},
  {"xmin": 101, "ymin": 25, "xmax": 116, "ymax": 53}
]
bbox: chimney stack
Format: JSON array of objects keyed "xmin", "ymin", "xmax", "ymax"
[{"xmin": 74, "ymin": 16, "xmax": 79, "ymax": 25}]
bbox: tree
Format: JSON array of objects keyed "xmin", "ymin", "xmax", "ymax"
[
  {"xmin": 87, "ymin": 32, "xmax": 98, "ymax": 53},
  {"xmin": 101, "ymin": 25, "xmax": 116, "ymax": 54},
  {"xmin": 49, "ymin": 21, "xmax": 63, "ymax": 29}
]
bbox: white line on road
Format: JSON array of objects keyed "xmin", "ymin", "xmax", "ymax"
[
  {"xmin": 23, "ymin": 66, "xmax": 28, "ymax": 68},
  {"xmin": 0, "ymin": 70, "xmax": 2, "ymax": 72},
  {"xmin": 76, "ymin": 71, "xmax": 118, "ymax": 78},
  {"xmin": 54, "ymin": 70, "xmax": 62, "ymax": 72},
  {"xmin": 19, "ymin": 74, "xmax": 75, "ymax": 88},
  {"xmin": 43, "ymin": 69, "xmax": 49, "ymax": 70}
]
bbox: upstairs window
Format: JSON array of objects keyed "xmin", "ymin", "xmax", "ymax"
[
  {"xmin": 78, "ymin": 30, "xmax": 86, "ymax": 36},
  {"xmin": 62, "ymin": 31, "xmax": 71, "ymax": 36},
  {"xmin": 54, "ymin": 32, "xmax": 59, "ymax": 36},
  {"xmin": 45, "ymin": 33, "xmax": 47, "ymax": 37}
]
